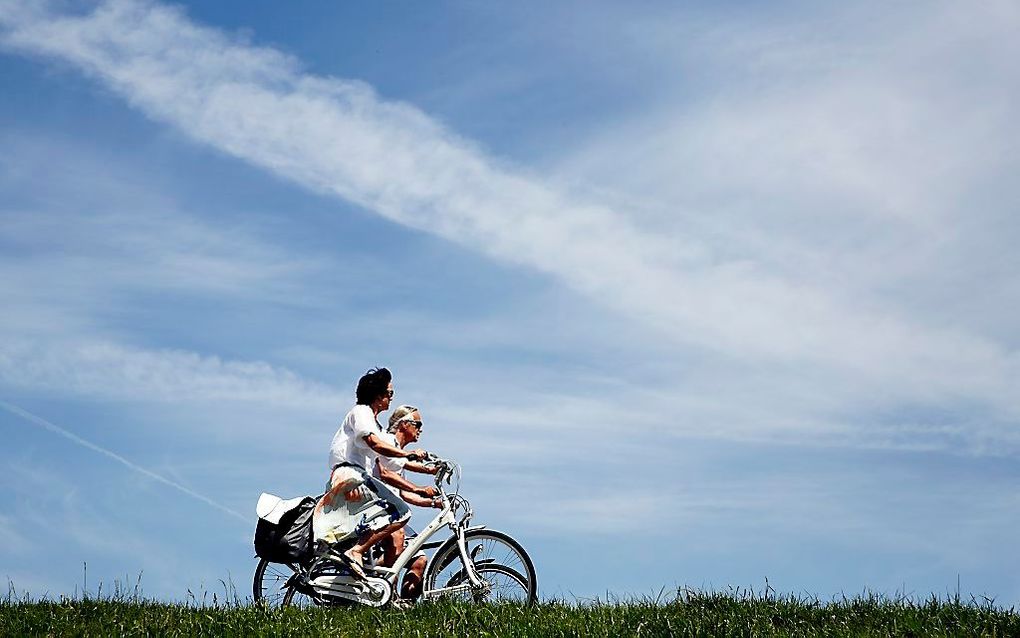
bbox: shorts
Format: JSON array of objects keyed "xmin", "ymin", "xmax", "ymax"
[{"xmin": 312, "ymin": 463, "xmax": 410, "ymax": 545}]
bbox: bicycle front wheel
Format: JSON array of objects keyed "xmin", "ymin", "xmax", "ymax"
[{"xmin": 424, "ymin": 529, "xmax": 537, "ymax": 604}]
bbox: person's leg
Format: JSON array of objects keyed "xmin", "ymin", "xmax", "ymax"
[
  {"xmin": 383, "ymin": 527, "xmax": 405, "ymax": 567},
  {"xmin": 344, "ymin": 518, "xmax": 407, "ymax": 574},
  {"xmin": 400, "ymin": 556, "xmax": 427, "ymax": 599},
  {"xmin": 344, "ymin": 475, "xmax": 413, "ymax": 575}
]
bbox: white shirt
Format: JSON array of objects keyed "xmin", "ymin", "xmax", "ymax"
[
  {"xmin": 327, "ymin": 404, "xmax": 383, "ymax": 472},
  {"xmin": 373, "ymin": 431, "xmax": 407, "ymax": 477},
  {"xmin": 371, "ymin": 431, "xmax": 408, "ymax": 497}
]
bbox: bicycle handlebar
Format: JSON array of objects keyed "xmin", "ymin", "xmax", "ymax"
[{"xmin": 423, "ymin": 454, "xmax": 456, "ymax": 486}]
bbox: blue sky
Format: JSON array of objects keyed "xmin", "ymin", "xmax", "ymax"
[{"xmin": 1, "ymin": 0, "xmax": 1019, "ymax": 602}]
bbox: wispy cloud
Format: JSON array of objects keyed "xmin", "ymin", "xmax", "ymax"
[
  {"xmin": 2, "ymin": 0, "xmax": 1016, "ymax": 437},
  {"xmin": 0, "ymin": 340, "xmax": 341, "ymax": 411},
  {"xmin": 4, "ymin": 0, "xmax": 1018, "ymax": 602},
  {"xmin": 0, "ymin": 175, "xmax": 323, "ymax": 313},
  {"xmin": 0, "ymin": 399, "xmax": 249, "ymax": 522},
  {"xmin": 555, "ymin": 2, "xmax": 1020, "ymax": 413}
]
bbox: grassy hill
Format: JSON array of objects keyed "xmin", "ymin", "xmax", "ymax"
[{"xmin": 3, "ymin": 590, "xmax": 1018, "ymax": 636}]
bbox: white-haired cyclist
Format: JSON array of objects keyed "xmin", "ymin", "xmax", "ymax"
[{"xmin": 371, "ymin": 404, "xmax": 441, "ymax": 600}]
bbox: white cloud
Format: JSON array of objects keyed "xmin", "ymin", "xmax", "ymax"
[
  {"xmin": 1, "ymin": 0, "xmax": 1018, "ymax": 452},
  {"xmin": 4, "ymin": 0, "xmax": 1019, "ymax": 601},
  {"xmin": 0, "ymin": 339, "xmax": 341, "ymax": 411},
  {"xmin": 556, "ymin": 2, "xmax": 1020, "ymax": 407},
  {"xmin": 0, "ymin": 197, "xmax": 322, "ymax": 310}
]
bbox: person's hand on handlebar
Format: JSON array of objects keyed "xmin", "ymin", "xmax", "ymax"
[
  {"xmin": 405, "ymin": 449, "xmax": 428, "ymax": 462},
  {"xmin": 415, "ymin": 485, "xmax": 438, "ymax": 499}
]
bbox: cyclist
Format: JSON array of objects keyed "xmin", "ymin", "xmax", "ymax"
[
  {"xmin": 372, "ymin": 404, "xmax": 441, "ymax": 599},
  {"xmin": 321, "ymin": 367, "xmax": 427, "ymax": 577}
]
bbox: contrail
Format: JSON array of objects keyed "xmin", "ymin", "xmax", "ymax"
[{"xmin": 0, "ymin": 398, "xmax": 249, "ymax": 524}]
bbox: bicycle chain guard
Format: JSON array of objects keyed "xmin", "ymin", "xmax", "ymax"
[{"xmin": 308, "ymin": 572, "xmax": 392, "ymax": 607}]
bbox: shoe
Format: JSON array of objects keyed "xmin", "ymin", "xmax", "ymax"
[{"xmin": 341, "ymin": 549, "xmax": 367, "ymax": 579}]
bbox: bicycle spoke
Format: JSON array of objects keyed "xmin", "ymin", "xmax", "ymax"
[
  {"xmin": 467, "ymin": 538, "xmax": 528, "ymax": 578},
  {"xmin": 255, "ymin": 560, "xmax": 317, "ymax": 608},
  {"xmin": 476, "ymin": 565, "xmax": 530, "ymax": 603}
]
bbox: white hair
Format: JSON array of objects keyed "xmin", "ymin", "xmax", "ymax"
[{"xmin": 387, "ymin": 404, "xmax": 419, "ymax": 432}]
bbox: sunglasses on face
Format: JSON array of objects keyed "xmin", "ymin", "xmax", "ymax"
[
  {"xmin": 385, "ymin": 389, "xmax": 394, "ymax": 398},
  {"xmin": 403, "ymin": 420, "xmax": 423, "ymax": 431}
]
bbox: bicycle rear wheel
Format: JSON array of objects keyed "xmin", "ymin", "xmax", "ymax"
[
  {"xmin": 252, "ymin": 559, "xmax": 315, "ymax": 607},
  {"xmin": 424, "ymin": 529, "xmax": 537, "ymax": 604}
]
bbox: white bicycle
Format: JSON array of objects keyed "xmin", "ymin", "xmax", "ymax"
[{"xmin": 253, "ymin": 456, "xmax": 537, "ymax": 607}]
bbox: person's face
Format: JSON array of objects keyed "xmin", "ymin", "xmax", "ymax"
[
  {"xmin": 380, "ymin": 382, "xmax": 394, "ymax": 410},
  {"xmin": 401, "ymin": 410, "xmax": 423, "ymax": 442}
]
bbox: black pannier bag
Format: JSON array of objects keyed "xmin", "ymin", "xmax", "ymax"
[{"xmin": 254, "ymin": 495, "xmax": 316, "ymax": 564}]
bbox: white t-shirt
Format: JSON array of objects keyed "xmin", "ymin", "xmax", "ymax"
[
  {"xmin": 373, "ymin": 431, "xmax": 407, "ymax": 477},
  {"xmin": 327, "ymin": 404, "xmax": 383, "ymax": 471},
  {"xmin": 372, "ymin": 431, "xmax": 407, "ymax": 497}
]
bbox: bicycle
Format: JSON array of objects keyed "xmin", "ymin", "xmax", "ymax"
[{"xmin": 253, "ymin": 456, "xmax": 537, "ymax": 607}]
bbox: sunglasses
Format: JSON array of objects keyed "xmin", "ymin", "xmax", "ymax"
[
  {"xmin": 403, "ymin": 419, "xmax": 423, "ymax": 430},
  {"xmin": 385, "ymin": 389, "xmax": 394, "ymax": 398}
]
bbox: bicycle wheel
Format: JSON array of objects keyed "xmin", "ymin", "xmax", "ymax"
[
  {"xmin": 252, "ymin": 559, "xmax": 315, "ymax": 608},
  {"xmin": 424, "ymin": 529, "xmax": 537, "ymax": 604},
  {"xmin": 473, "ymin": 563, "xmax": 534, "ymax": 602}
]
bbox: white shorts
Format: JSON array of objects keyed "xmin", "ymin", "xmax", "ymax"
[{"xmin": 313, "ymin": 463, "xmax": 410, "ymax": 545}]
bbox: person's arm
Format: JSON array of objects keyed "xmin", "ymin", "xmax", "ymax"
[
  {"xmin": 399, "ymin": 489, "xmax": 443, "ymax": 508},
  {"xmin": 352, "ymin": 406, "xmax": 423, "ymax": 460},
  {"xmin": 364, "ymin": 432, "xmax": 426, "ymax": 460},
  {"xmin": 403, "ymin": 461, "xmax": 438, "ymax": 475},
  {"xmin": 377, "ymin": 463, "xmax": 438, "ymax": 497}
]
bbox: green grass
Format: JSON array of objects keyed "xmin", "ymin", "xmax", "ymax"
[{"xmin": 3, "ymin": 589, "xmax": 1018, "ymax": 637}]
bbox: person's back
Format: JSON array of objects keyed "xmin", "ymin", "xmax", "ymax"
[{"xmin": 328, "ymin": 403, "xmax": 378, "ymax": 473}]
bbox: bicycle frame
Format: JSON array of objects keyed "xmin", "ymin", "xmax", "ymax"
[
  {"xmin": 260, "ymin": 456, "xmax": 534, "ymax": 608},
  {"xmin": 364, "ymin": 461, "xmax": 487, "ymax": 598}
]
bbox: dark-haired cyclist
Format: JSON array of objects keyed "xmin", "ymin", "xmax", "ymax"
[{"xmin": 319, "ymin": 367, "xmax": 427, "ymax": 576}]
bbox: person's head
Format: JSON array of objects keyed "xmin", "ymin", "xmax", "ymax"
[
  {"xmin": 388, "ymin": 404, "xmax": 423, "ymax": 443},
  {"xmin": 355, "ymin": 367, "xmax": 393, "ymax": 411}
]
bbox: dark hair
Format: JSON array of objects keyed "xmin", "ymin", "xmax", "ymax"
[{"xmin": 356, "ymin": 367, "xmax": 392, "ymax": 405}]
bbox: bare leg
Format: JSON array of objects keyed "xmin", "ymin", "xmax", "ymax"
[
  {"xmin": 344, "ymin": 519, "xmax": 408, "ymax": 574},
  {"xmin": 383, "ymin": 528, "xmax": 405, "ymax": 568},
  {"xmin": 400, "ymin": 556, "xmax": 428, "ymax": 600}
]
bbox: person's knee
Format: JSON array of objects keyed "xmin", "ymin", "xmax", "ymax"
[
  {"xmin": 410, "ymin": 556, "xmax": 427, "ymax": 574},
  {"xmin": 379, "ymin": 520, "xmax": 404, "ymax": 536}
]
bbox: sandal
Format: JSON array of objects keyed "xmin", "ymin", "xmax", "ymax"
[{"xmin": 342, "ymin": 548, "xmax": 367, "ymax": 579}]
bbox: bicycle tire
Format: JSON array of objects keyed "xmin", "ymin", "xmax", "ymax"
[
  {"xmin": 423, "ymin": 529, "xmax": 537, "ymax": 604},
  {"xmin": 253, "ymin": 559, "xmax": 315, "ymax": 607}
]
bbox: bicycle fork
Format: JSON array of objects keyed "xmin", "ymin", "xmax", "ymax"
[{"xmin": 455, "ymin": 529, "xmax": 487, "ymax": 589}]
